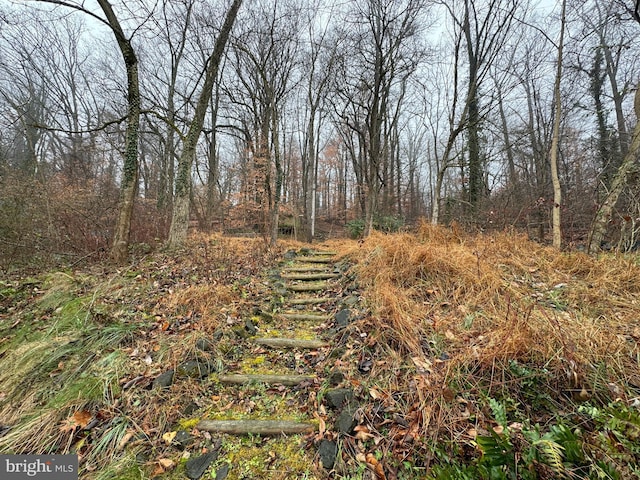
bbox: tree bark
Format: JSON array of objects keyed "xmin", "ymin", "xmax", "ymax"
[
  {"xmin": 96, "ymin": 0, "xmax": 140, "ymax": 264},
  {"xmin": 549, "ymin": 0, "xmax": 566, "ymax": 249},
  {"xmin": 168, "ymin": 0, "xmax": 242, "ymax": 248},
  {"xmin": 588, "ymin": 85, "xmax": 640, "ymax": 253},
  {"xmin": 463, "ymin": 0, "xmax": 482, "ymax": 212}
]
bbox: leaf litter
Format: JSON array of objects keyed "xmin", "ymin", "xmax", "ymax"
[{"xmin": 1, "ymin": 228, "xmax": 640, "ymax": 478}]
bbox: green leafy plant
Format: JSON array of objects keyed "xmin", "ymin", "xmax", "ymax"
[
  {"xmin": 474, "ymin": 398, "xmax": 575, "ymax": 480},
  {"xmin": 346, "ymin": 219, "xmax": 366, "ymax": 239}
]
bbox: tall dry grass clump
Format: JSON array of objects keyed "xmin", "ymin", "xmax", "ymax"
[{"xmin": 350, "ymin": 223, "xmax": 640, "ymax": 389}]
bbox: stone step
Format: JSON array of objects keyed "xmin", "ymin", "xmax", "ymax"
[
  {"xmin": 287, "ymin": 297, "xmax": 332, "ymax": 306},
  {"xmin": 282, "ymin": 266, "xmax": 331, "ymax": 273},
  {"xmin": 281, "ymin": 273, "xmax": 340, "ymax": 281},
  {"xmin": 218, "ymin": 374, "xmax": 314, "ymax": 386},
  {"xmin": 307, "ymin": 250, "xmax": 338, "ymax": 256},
  {"xmin": 294, "ymin": 256, "xmax": 334, "ymax": 264},
  {"xmin": 287, "ymin": 282, "xmax": 329, "ymax": 292},
  {"xmin": 280, "ymin": 313, "xmax": 331, "ymax": 322},
  {"xmin": 196, "ymin": 419, "xmax": 315, "ymax": 435},
  {"xmin": 254, "ymin": 337, "xmax": 329, "ymax": 349}
]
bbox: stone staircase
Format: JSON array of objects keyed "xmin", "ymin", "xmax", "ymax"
[{"xmin": 189, "ymin": 248, "xmax": 352, "ymax": 478}]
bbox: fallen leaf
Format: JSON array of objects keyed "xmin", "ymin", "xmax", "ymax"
[
  {"xmin": 117, "ymin": 432, "xmax": 134, "ymax": 451},
  {"xmin": 158, "ymin": 458, "xmax": 175, "ymax": 469},
  {"xmin": 442, "ymin": 388, "xmax": 456, "ymax": 402},
  {"xmin": 492, "ymin": 425, "xmax": 504, "ymax": 435},
  {"xmin": 150, "ymin": 465, "xmax": 164, "ymax": 477},
  {"xmin": 162, "ymin": 431, "xmax": 177, "ymax": 444},
  {"xmin": 411, "ymin": 356, "xmax": 432, "ymax": 373},
  {"xmin": 59, "ymin": 410, "xmax": 92, "ymax": 433},
  {"xmin": 73, "ymin": 410, "xmax": 92, "ymax": 428},
  {"xmin": 354, "ymin": 425, "xmax": 374, "ymax": 441},
  {"xmin": 313, "ymin": 412, "xmax": 326, "ymax": 437},
  {"xmin": 366, "ymin": 453, "xmax": 387, "ymax": 480}
]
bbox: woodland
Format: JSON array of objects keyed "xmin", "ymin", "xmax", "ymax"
[
  {"xmin": 1, "ymin": 1, "xmax": 640, "ymax": 479},
  {"xmin": 0, "ymin": 0, "xmax": 639, "ymax": 266}
]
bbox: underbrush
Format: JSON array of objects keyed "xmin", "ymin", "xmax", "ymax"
[
  {"xmin": 3, "ymin": 227, "xmax": 640, "ymax": 479},
  {"xmin": 0, "ymin": 234, "xmax": 275, "ymax": 478},
  {"xmin": 334, "ymin": 223, "xmax": 640, "ymax": 478}
]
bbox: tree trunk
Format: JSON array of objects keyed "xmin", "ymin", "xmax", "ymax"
[
  {"xmin": 270, "ymin": 111, "xmax": 282, "ymax": 247},
  {"xmin": 588, "ymin": 85, "xmax": 640, "ymax": 253},
  {"xmin": 464, "ymin": 0, "xmax": 482, "ymax": 212},
  {"xmin": 549, "ymin": 0, "xmax": 566, "ymax": 250},
  {"xmin": 96, "ymin": 0, "xmax": 140, "ymax": 264},
  {"xmin": 167, "ymin": 0, "xmax": 242, "ymax": 248}
]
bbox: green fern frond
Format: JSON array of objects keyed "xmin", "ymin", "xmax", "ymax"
[
  {"xmin": 488, "ymin": 397, "xmax": 508, "ymax": 428},
  {"xmin": 534, "ymin": 438, "xmax": 565, "ymax": 476}
]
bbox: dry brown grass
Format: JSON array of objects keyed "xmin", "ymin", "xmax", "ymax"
[{"xmin": 350, "ymin": 223, "xmax": 640, "ymax": 370}]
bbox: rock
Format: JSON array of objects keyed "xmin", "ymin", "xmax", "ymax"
[
  {"xmin": 335, "ymin": 405, "xmax": 358, "ymax": 434},
  {"xmin": 267, "ymin": 270, "xmax": 282, "ymax": 280},
  {"xmin": 177, "ymin": 360, "xmax": 211, "ymax": 379},
  {"xmin": 318, "ymin": 439, "xmax": 338, "ymax": 469},
  {"xmin": 244, "ymin": 318, "xmax": 257, "ymax": 336},
  {"xmin": 174, "ymin": 430, "xmax": 194, "ymax": 449},
  {"xmin": 274, "ymin": 287, "xmax": 289, "ymax": 296},
  {"xmin": 185, "ymin": 450, "xmax": 219, "ymax": 479},
  {"xmin": 183, "ymin": 402, "xmax": 199, "ymax": 416},
  {"xmin": 196, "ymin": 338, "xmax": 214, "ymax": 352},
  {"xmin": 325, "ymin": 388, "xmax": 354, "ymax": 409},
  {"xmin": 214, "ymin": 463, "xmax": 230, "ymax": 479},
  {"xmin": 284, "ymin": 250, "xmax": 297, "ymax": 260},
  {"xmin": 335, "ymin": 309, "xmax": 351, "ymax": 327},
  {"xmin": 153, "ymin": 370, "xmax": 174, "ymax": 389},
  {"xmin": 327, "ymin": 370, "xmax": 344, "ymax": 386},
  {"xmin": 212, "ymin": 329, "xmax": 224, "ymax": 341},
  {"xmin": 342, "ymin": 296, "xmax": 359, "ymax": 306}
]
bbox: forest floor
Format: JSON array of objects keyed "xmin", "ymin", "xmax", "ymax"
[{"xmin": 1, "ymin": 224, "xmax": 640, "ymax": 480}]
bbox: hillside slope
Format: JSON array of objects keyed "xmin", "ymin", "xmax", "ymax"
[{"xmin": 1, "ymin": 226, "xmax": 639, "ymax": 479}]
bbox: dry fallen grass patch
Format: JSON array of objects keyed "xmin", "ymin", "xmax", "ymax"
[
  {"xmin": 350, "ymin": 224, "xmax": 640, "ymax": 369},
  {"xmin": 340, "ymin": 223, "xmax": 640, "ymax": 446}
]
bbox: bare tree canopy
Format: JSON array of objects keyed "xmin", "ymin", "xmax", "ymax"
[{"xmin": 2, "ymin": 0, "xmax": 640, "ymax": 265}]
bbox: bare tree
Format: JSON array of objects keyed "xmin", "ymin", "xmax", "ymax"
[
  {"xmin": 298, "ymin": 0, "xmax": 339, "ymax": 242},
  {"xmin": 333, "ymin": 0, "xmax": 426, "ymax": 236},
  {"xmin": 587, "ymin": 1, "xmax": 640, "ymax": 252},
  {"xmin": 24, "ymin": 0, "xmax": 141, "ymax": 262},
  {"xmin": 167, "ymin": 0, "xmax": 242, "ymax": 248},
  {"xmin": 550, "ymin": 0, "xmax": 567, "ymax": 249},
  {"xmin": 223, "ymin": 0, "xmax": 302, "ymax": 245},
  {"xmin": 440, "ymin": 0, "xmax": 519, "ymax": 214}
]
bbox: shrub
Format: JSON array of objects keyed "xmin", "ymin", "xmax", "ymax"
[{"xmin": 346, "ymin": 218, "xmax": 366, "ymax": 239}]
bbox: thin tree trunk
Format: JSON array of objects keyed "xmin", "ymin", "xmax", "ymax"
[
  {"xmin": 550, "ymin": 0, "xmax": 566, "ymax": 249},
  {"xmin": 167, "ymin": 0, "xmax": 242, "ymax": 248},
  {"xmin": 97, "ymin": 0, "xmax": 140, "ymax": 264}
]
